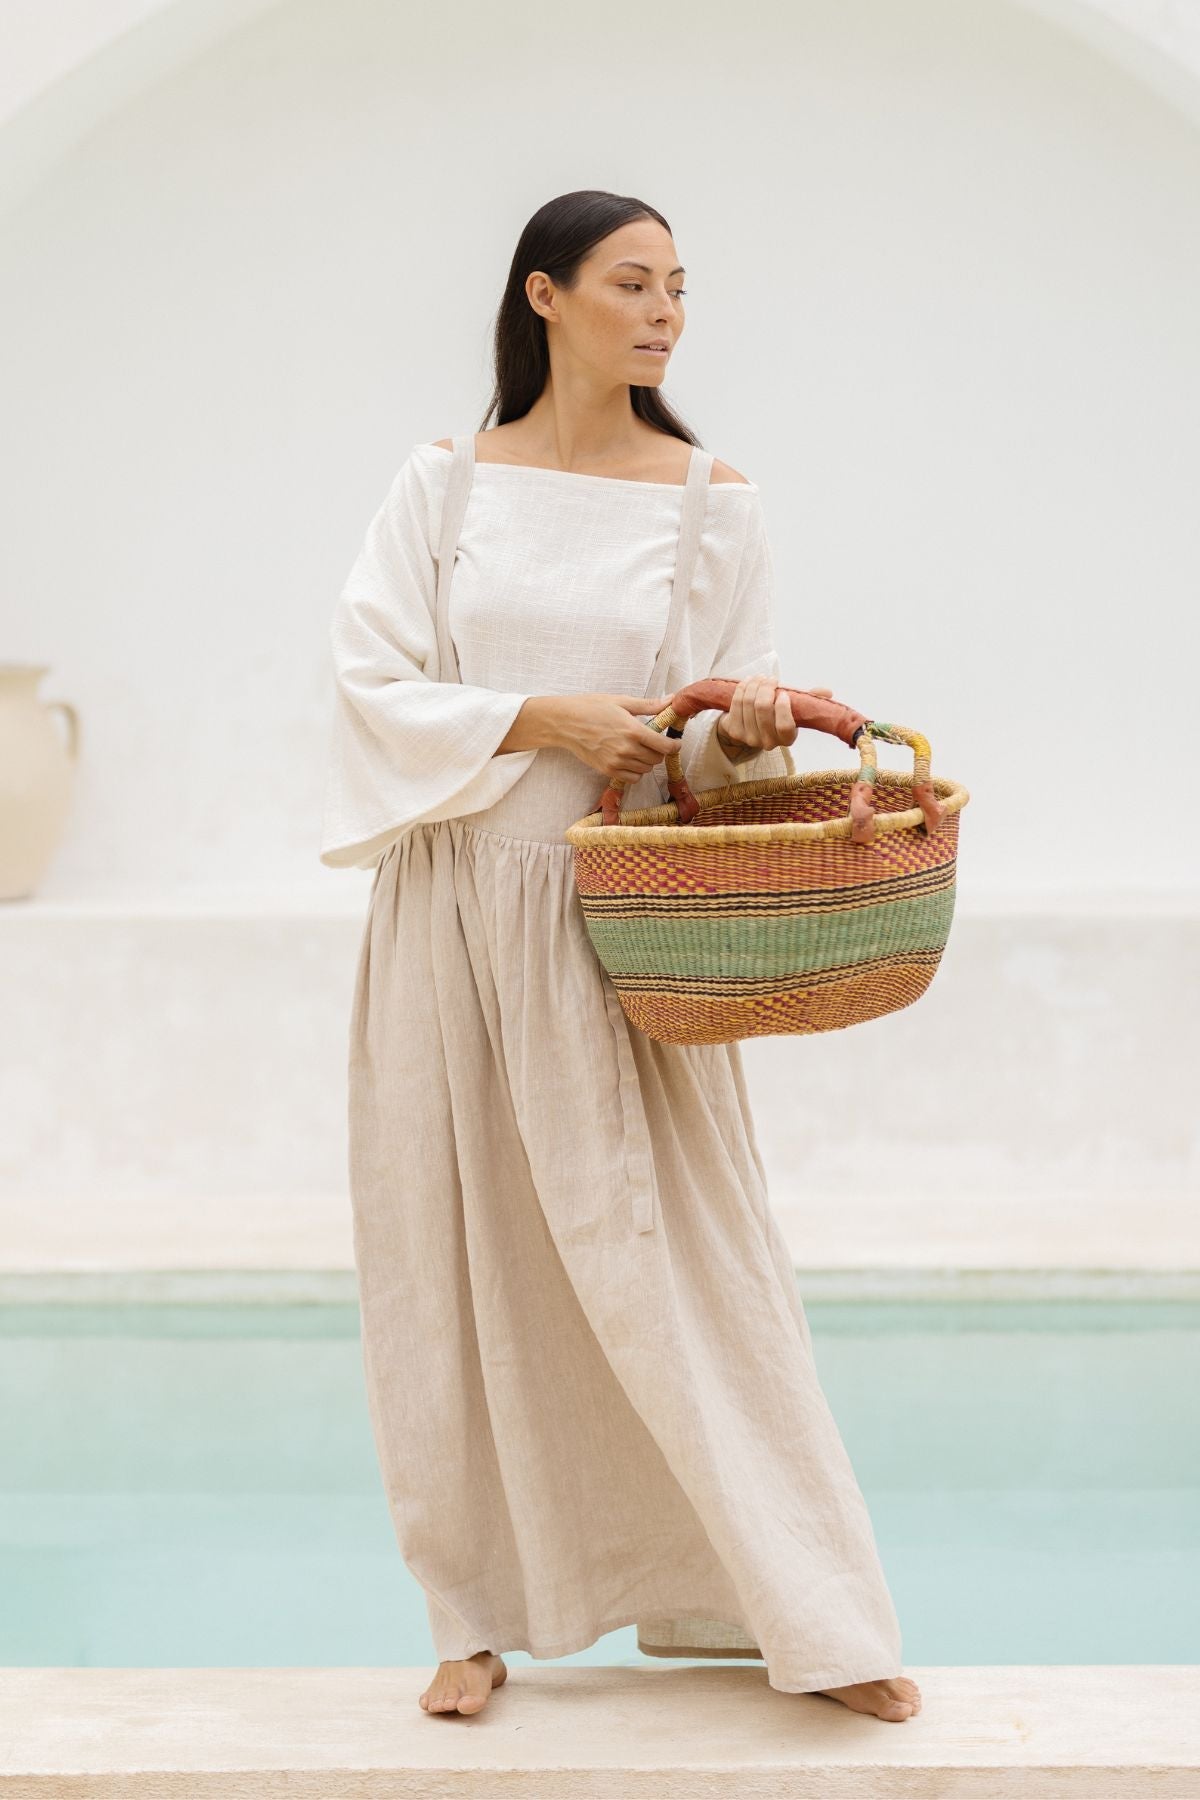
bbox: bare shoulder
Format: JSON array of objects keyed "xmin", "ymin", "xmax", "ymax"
[
  {"xmin": 708, "ymin": 456, "xmax": 752, "ymax": 485},
  {"xmin": 428, "ymin": 429, "xmax": 512, "ymax": 456}
]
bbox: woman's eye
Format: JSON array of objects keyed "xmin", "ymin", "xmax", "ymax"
[{"xmin": 619, "ymin": 282, "xmax": 687, "ymax": 297}]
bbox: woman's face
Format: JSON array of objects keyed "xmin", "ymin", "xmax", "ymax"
[{"xmin": 527, "ymin": 218, "xmax": 687, "ymax": 386}]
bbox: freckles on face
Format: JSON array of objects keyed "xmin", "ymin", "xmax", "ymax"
[
  {"xmin": 560, "ymin": 244, "xmax": 686, "ymax": 370},
  {"xmin": 583, "ymin": 281, "xmax": 635, "ymax": 354}
]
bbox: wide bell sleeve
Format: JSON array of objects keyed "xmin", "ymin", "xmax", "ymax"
[
  {"xmin": 678, "ymin": 486, "xmax": 792, "ymax": 799},
  {"xmin": 318, "ymin": 452, "xmax": 537, "ymax": 871}
]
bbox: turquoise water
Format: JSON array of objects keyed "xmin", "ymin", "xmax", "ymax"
[{"xmin": 2, "ymin": 1297, "xmax": 1198, "ymax": 1668}]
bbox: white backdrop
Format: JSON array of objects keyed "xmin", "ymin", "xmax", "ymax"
[
  {"xmin": 2, "ymin": 0, "xmax": 1198, "ymax": 903},
  {"xmin": 2, "ymin": 0, "xmax": 1199, "ymax": 1276}
]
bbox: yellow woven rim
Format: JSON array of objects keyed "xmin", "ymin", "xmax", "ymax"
[{"xmin": 565, "ymin": 766, "xmax": 971, "ymax": 850}]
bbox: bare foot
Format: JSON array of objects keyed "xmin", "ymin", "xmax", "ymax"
[
  {"xmin": 419, "ymin": 1649, "xmax": 508, "ymax": 1715},
  {"xmin": 813, "ymin": 1675, "xmax": 922, "ymax": 1721}
]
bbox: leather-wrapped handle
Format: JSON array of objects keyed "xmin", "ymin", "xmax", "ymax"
[
  {"xmin": 656, "ymin": 678, "xmax": 867, "ymax": 742},
  {"xmin": 597, "ymin": 681, "xmax": 866, "ymax": 825},
  {"xmin": 595, "ymin": 679, "xmax": 945, "ymax": 842}
]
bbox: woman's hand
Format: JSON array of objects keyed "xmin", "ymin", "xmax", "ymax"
[
  {"xmin": 544, "ymin": 692, "xmax": 676, "ymax": 782},
  {"xmin": 714, "ymin": 677, "xmax": 831, "ymax": 763}
]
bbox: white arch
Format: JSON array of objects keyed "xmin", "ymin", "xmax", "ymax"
[
  {"xmin": 1007, "ymin": 0, "xmax": 1200, "ymax": 122},
  {"xmin": 1, "ymin": 0, "xmax": 1199, "ymax": 215},
  {"xmin": 0, "ymin": 0, "xmax": 285, "ymax": 125},
  {"xmin": 6, "ymin": 0, "xmax": 1200, "ymax": 128},
  {"xmin": 0, "ymin": 0, "xmax": 283, "ymax": 214}
]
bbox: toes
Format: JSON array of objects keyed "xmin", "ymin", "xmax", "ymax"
[
  {"xmin": 874, "ymin": 1682, "xmax": 917, "ymax": 1721},
  {"xmin": 887, "ymin": 1678, "xmax": 921, "ymax": 1697},
  {"xmin": 810, "ymin": 1679, "xmax": 921, "ymax": 1722}
]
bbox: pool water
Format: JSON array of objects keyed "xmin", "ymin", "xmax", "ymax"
[{"xmin": 3, "ymin": 1296, "xmax": 1198, "ymax": 1668}]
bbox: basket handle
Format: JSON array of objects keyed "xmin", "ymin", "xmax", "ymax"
[
  {"xmin": 595, "ymin": 678, "xmax": 946, "ymax": 842},
  {"xmin": 845, "ymin": 719, "xmax": 947, "ymax": 841}
]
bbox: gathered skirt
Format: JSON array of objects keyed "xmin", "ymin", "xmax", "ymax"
[{"xmin": 346, "ymin": 753, "xmax": 904, "ymax": 1693}]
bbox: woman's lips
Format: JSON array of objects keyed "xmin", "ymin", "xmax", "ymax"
[{"xmin": 634, "ymin": 346, "xmax": 669, "ymax": 355}]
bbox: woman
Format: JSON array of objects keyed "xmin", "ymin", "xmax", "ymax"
[{"xmin": 320, "ymin": 189, "xmax": 921, "ymax": 1725}]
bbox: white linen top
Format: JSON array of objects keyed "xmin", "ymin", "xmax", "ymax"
[{"xmin": 319, "ymin": 440, "xmax": 785, "ymax": 871}]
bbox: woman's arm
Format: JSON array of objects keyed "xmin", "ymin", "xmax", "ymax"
[{"xmin": 320, "ymin": 452, "xmax": 538, "ymax": 869}]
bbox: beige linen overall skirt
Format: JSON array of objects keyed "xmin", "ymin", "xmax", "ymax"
[{"xmin": 345, "ymin": 434, "xmax": 904, "ymax": 1693}]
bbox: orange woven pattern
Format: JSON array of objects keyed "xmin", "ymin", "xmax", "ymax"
[
  {"xmin": 575, "ymin": 810, "xmax": 950, "ymax": 900},
  {"xmin": 569, "ymin": 770, "xmax": 966, "ymax": 1045},
  {"xmin": 618, "ymin": 958, "xmax": 941, "ymax": 1044}
]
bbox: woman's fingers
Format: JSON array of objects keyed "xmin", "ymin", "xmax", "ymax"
[
  {"xmin": 727, "ymin": 674, "xmax": 768, "ymax": 742},
  {"xmin": 753, "ymin": 678, "xmax": 778, "ymax": 736},
  {"xmin": 774, "ymin": 685, "xmax": 798, "ymax": 746},
  {"xmin": 756, "ymin": 679, "xmax": 797, "ymax": 748},
  {"xmin": 725, "ymin": 675, "xmax": 798, "ymax": 751}
]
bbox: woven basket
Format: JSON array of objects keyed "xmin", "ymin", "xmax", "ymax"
[{"xmin": 564, "ymin": 679, "xmax": 971, "ymax": 1046}]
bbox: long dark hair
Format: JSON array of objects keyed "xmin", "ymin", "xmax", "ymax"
[{"xmin": 479, "ymin": 190, "xmax": 701, "ymax": 447}]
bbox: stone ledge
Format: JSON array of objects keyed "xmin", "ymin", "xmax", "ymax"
[
  {"xmin": 3, "ymin": 1186, "xmax": 1198, "ymax": 1276},
  {"xmin": 5, "ymin": 886, "xmax": 1196, "ymax": 918},
  {"xmin": 2, "ymin": 1265, "xmax": 1200, "ymax": 1306},
  {"xmin": 4, "ymin": 908, "xmax": 1195, "ymax": 1271},
  {"xmin": 2, "ymin": 1665, "xmax": 1198, "ymax": 1797}
]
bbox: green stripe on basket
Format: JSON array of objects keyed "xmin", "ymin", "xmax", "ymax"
[{"xmin": 583, "ymin": 887, "xmax": 956, "ymax": 979}]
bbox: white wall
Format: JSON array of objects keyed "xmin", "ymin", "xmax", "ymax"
[{"xmin": 2, "ymin": 0, "xmax": 1199, "ymax": 903}]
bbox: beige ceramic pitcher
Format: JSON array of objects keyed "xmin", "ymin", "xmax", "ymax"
[{"xmin": 0, "ymin": 664, "xmax": 79, "ymax": 900}]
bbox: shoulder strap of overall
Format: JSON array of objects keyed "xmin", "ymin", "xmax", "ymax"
[
  {"xmin": 433, "ymin": 433, "xmax": 476, "ymax": 683},
  {"xmin": 645, "ymin": 445, "xmax": 713, "ymax": 699}
]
